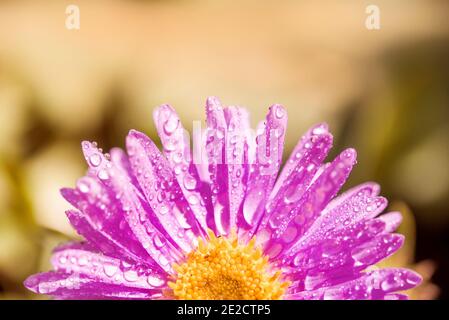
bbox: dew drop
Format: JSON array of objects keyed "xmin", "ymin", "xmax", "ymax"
[
  {"xmin": 147, "ymin": 276, "xmax": 165, "ymax": 288},
  {"xmin": 78, "ymin": 256, "xmax": 88, "ymax": 266},
  {"xmin": 275, "ymin": 106, "xmax": 284, "ymax": 119},
  {"xmin": 98, "ymin": 169, "xmax": 109, "ymax": 180},
  {"xmin": 159, "ymin": 205, "xmax": 169, "ymax": 215},
  {"xmin": 312, "ymin": 126, "xmax": 326, "ymax": 135},
  {"xmin": 89, "ymin": 154, "xmax": 102, "ymax": 167},
  {"xmin": 77, "ymin": 180, "xmax": 90, "ymax": 193},
  {"xmin": 153, "ymin": 234, "xmax": 165, "ymax": 248},
  {"xmin": 103, "ymin": 264, "xmax": 118, "ymax": 277},
  {"xmin": 173, "ymin": 152, "xmax": 183, "ymax": 164},
  {"xmin": 183, "ymin": 175, "xmax": 197, "ymax": 190},
  {"xmin": 59, "ymin": 256, "xmax": 67, "ymax": 264},
  {"xmin": 242, "ymin": 188, "xmax": 263, "ymax": 225},
  {"xmin": 381, "ymin": 278, "xmax": 396, "ymax": 291},
  {"xmin": 124, "ymin": 270, "xmax": 138, "ymax": 282},
  {"xmin": 163, "ymin": 116, "xmax": 179, "ymax": 134},
  {"xmin": 187, "ymin": 195, "xmax": 199, "ymax": 205}
]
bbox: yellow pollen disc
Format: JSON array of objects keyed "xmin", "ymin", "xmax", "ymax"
[{"xmin": 168, "ymin": 230, "xmax": 289, "ymax": 300}]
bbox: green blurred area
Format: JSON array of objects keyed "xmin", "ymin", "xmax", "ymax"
[{"xmin": 0, "ymin": 0, "xmax": 448, "ymax": 299}]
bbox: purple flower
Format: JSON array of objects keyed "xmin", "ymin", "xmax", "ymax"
[{"xmin": 25, "ymin": 97, "xmax": 422, "ymax": 300}]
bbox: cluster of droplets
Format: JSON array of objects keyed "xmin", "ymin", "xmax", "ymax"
[
  {"xmin": 154, "ymin": 104, "xmax": 213, "ymax": 235},
  {"xmin": 76, "ymin": 140, "xmax": 184, "ymax": 273},
  {"xmin": 280, "ymin": 218, "xmax": 403, "ymax": 292},
  {"xmin": 289, "ymin": 183, "xmax": 386, "ymax": 254},
  {"xmin": 252, "ymin": 124, "xmax": 331, "ymax": 243},
  {"xmin": 126, "ymin": 130, "xmax": 199, "ymax": 252},
  {"xmin": 240, "ymin": 104, "xmax": 287, "ymax": 238},
  {"xmin": 204, "ymin": 97, "xmax": 230, "ymax": 235},
  {"xmin": 284, "ymin": 267, "xmax": 420, "ymax": 300},
  {"xmin": 52, "ymin": 249, "xmax": 167, "ymax": 290},
  {"xmin": 257, "ymin": 147, "xmax": 357, "ymax": 262},
  {"xmin": 82, "ymin": 141, "xmax": 112, "ymax": 182}
]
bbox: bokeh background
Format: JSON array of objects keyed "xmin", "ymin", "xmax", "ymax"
[{"xmin": 0, "ymin": 0, "xmax": 448, "ymax": 299}]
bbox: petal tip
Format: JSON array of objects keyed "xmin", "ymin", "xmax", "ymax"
[
  {"xmin": 342, "ymin": 148, "xmax": 357, "ymax": 162},
  {"xmin": 23, "ymin": 274, "xmax": 40, "ymax": 293}
]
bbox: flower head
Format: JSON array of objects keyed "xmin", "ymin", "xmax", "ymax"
[{"xmin": 25, "ymin": 97, "xmax": 422, "ymax": 300}]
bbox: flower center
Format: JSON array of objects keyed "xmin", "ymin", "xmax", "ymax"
[{"xmin": 168, "ymin": 231, "xmax": 289, "ymax": 300}]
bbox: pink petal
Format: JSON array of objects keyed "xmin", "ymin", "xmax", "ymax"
[
  {"xmin": 65, "ymin": 209, "xmax": 148, "ymax": 264},
  {"xmin": 204, "ymin": 97, "xmax": 232, "ymax": 235},
  {"xmin": 292, "ymin": 182, "xmax": 387, "ymax": 251},
  {"xmin": 254, "ymin": 123, "xmax": 332, "ymax": 245},
  {"xmin": 153, "ymin": 104, "xmax": 212, "ymax": 234},
  {"xmin": 126, "ymin": 130, "xmax": 202, "ymax": 250},
  {"xmin": 285, "ymin": 268, "xmax": 421, "ymax": 300},
  {"xmin": 223, "ymin": 106, "xmax": 251, "ymax": 235},
  {"xmin": 269, "ymin": 123, "xmax": 333, "ymax": 209},
  {"xmin": 260, "ymin": 148, "xmax": 357, "ymax": 259},
  {"xmin": 283, "ymin": 218, "xmax": 404, "ymax": 290},
  {"xmin": 108, "ymin": 148, "xmax": 183, "ymax": 272},
  {"xmin": 50, "ymin": 246, "xmax": 168, "ymax": 291},
  {"xmin": 24, "ymin": 272, "xmax": 163, "ymax": 300},
  {"xmin": 77, "ymin": 141, "xmax": 183, "ymax": 273},
  {"xmin": 237, "ymin": 104, "xmax": 288, "ymax": 239}
]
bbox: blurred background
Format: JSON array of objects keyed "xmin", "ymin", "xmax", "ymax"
[{"xmin": 0, "ymin": 0, "xmax": 448, "ymax": 299}]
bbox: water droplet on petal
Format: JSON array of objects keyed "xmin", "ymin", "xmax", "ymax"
[
  {"xmin": 78, "ymin": 256, "xmax": 88, "ymax": 266},
  {"xmin": 164, "ymin": 116, "xmax": 179, "ymax": 134},
  {"xmin": 183, "ymin": 175, "xmax": 197, "ymax": 190},
  {"xmin": 98, "ymin": 169, "xmax": 109, "ymax": 180},
  {"xmin": 89, "ymin": 154, "xmax": 102, "ymax": 167},
  {"xmin": 147, "ymin": 276, "xmax": 165, "ymax": 287},
  {"xmin": 58, "ymin": 256, "xmax": 67, "ymax": 264},
  {"xmin": 188, "ymin": 195, "xmax": 199, "ymax": 205},
  {"xmin": 275, "ymin": 106, "xmax": 284, "ymax": 119},
  {"xmin": 243, "ymin": 188, "xmax": 264, "ymax": 225},
  {"xmin": 104, "ymin": 264, "xmax": 118, "ymax": 277},
  {"xmin": 312, "ymin": 126, "xmax": 327, "ymax": 135},
  {"xmin": 124, "ymin": 270, "xmax": 139, "ymax": 282},
  {"xmin": 159, "ymin": 205, "xmax": 169, "ymax": 215},
  {"xmin": 77, "ymin": 179, "xmax": 90, "ymax": 193}
]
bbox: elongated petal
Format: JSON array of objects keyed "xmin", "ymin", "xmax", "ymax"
[
  {"xmin": 79, "ymin": 141, "xmax": 182, "ymax": 273},
  {"xmin": 268, "ymin": 123, "xmax": 333, "ymax": 210},
  {"xmin": 224, "ymin": 106, "xmax": 251, "ymax": 235},
  {"xmin": 255, "ymin": 123, "xmax": 333, "ymax": 245},
  {"xmin": 126, "ymin": 130, "xmax": 202, "ymax": 250},
  {"xmin": 153, "ymin": 104, "xmax": 212, "ymax": 234},
  {"xmin": 64, "ymin": 209, "xmax": 149, "ymax": 264},
  {"xmin": 62, "ymin": 181, "xmax": 158, "ymax": 266},
  {"xmin": 285, "ymin": 268, "xmax": 422, "ymax": 300},
  {"xmin": 51, "ymin": 246, "xmax": 168, "ymax": 291},
  {"xmin": 291, "ymin": 182, "xmax": 387, "ymax": 251},
  {"xmin": 24, "ymin": 272, "xmax": 163, "ymax": 300},
  {"xmin": 260, "ymin": 148, "xmax": 357, "ymax": 259},
  {"xmin": 204, "ymin": 97, "xmax": 231, "ymax": 235},
  {"xmin": 108, "ymin": 148, "xmax": 183, "ymax": 272},
  {"xmin": 238, "ymin": 104, "xmax": 287, "ymax": 240},
  {"xmin": 283, "ymin": 218, "xmax": 404, "ymax": 291}
]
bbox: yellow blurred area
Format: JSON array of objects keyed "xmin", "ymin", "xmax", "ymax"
[{"xmin": 0, "ymin": 0, "xmax": 448, "ymax": 299}]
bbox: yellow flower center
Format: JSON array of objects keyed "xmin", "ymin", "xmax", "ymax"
[{"xmin": 168, "ymin": 230, "xmax": 289, "ymax": 300}]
